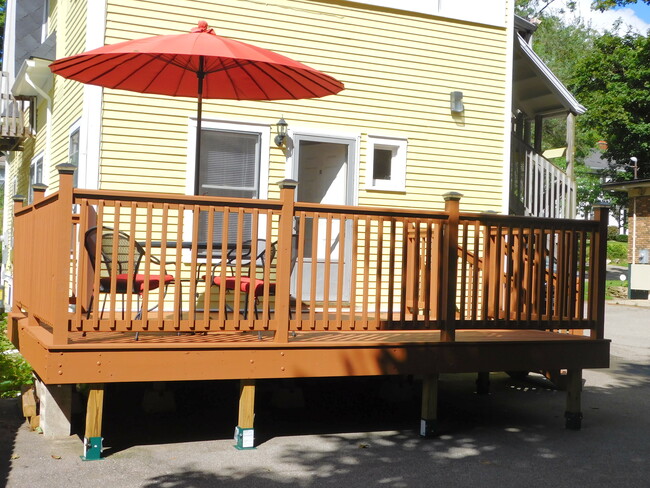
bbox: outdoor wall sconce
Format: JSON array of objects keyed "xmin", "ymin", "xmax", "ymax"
[
  {"xmin": 274, "ymin": 117, "xmax": 288, "ymax": 147},
  {"xmin": 450, "ymin": 91, "xmax": 464, "ymax": 113}
]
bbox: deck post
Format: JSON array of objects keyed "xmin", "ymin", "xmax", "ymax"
[
  {"xmin": 564, "ymin": 369, "xmax": 583, "ymax": 430},
  {"xmin": 590, "ymin": 205, "xmax": 609, "ymax": 340},
  {"xmin": 52, "ymin": 164, "xmax": 76, "ymax": 345},
  {"xmin": 275, "ymin": 179, "xmax": 297, "ymax": 343},
  {"xmin": 11, "ymin": 195, "xmax": 26, "ymax": 314},
  {"xmin": 441, "ymin": 192, "xmax": 462, "ymax": 342},
  {"xmin": 420, "ymin": 374, "xmax": 439, "ymax": 437},
  {"xmin": 32, "ymin": 183, "xmax": 47, "ymax": 203},
  {"xmin": 82, "ymin": 384, "xmax": 105, "ymax": 460},
  {"xmin": 476, "ymin": 372, "xmax": 490, "ymax": 395},
  {"xmin": 235, "ymin": 379, "xmax": 256, "ymax": 449}
]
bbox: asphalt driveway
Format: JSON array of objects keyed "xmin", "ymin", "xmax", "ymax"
[{"xmin": 1, "ymin": 303, "xmax": 649, "ymax": 488}]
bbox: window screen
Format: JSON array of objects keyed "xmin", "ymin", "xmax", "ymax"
[{"xmin": 198, "ymin": 129, "xmax": 261, "ymax": 244}]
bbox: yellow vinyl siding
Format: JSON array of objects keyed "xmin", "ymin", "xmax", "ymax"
[
  {"xmin": 48, "ymin": 0, "xmax": 87, "ymax": 190},
  {"xmin": 100, "ymin": 0, "xmax": 508, "ymax": 213}
]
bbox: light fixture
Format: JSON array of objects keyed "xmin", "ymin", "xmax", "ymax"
[
  {"xmin": 450, "ymin": 91, "xmax": 464, "ymax": 113},
  {"xmin": 274, "ymin": 117, "xmax": 288, "ymax": 147}
]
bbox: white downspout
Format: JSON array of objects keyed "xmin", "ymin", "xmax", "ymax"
[{"xmin": 24, "ymin": 70, "xmax": 52, "ymax": 188}]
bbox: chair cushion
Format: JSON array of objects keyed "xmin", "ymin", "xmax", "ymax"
[
  {"xmin": 100, "ymin": 274, "xmax": 174, "ymax": 294},
  {"xmin": 212, "ymin": 276, "xmax": 276, "ymax": 296}
]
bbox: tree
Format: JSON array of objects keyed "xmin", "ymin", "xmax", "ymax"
[
  {"xmin": 571, "ymin": 32, "xmax": 650, "ymax": 180},
  {"xmin": 593, "ymin": 0, "xmax": 650, "ymax": 11},
  {"xmin": 0, "ymin": 0, "xmax": 5, "ymax": 63}
]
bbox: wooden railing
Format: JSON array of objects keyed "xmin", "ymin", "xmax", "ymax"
[
  {"xmin": 12, "ymin": 166, "xmax": 608, "ymax": 345},
  {"xmin": 0, "ymin": 71, "xmax": 30, "ymax": 149},
  {"xmin": 510, "ymin": 135, "xmax": 576, "ymax": 218}
]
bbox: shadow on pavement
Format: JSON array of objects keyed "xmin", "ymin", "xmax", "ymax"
[{"xmin": 0, "ymin": 398, "xmax": 23, "ymax": 488}]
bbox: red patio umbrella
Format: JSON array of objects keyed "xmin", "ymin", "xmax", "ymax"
[{"xmin": 49, "ymin": 20, "xmax": 344, "ymax": 194}]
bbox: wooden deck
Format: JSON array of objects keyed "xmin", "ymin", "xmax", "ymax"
[{"xmin": 8, "ymin": 167, "xmax": 611, "ymax": 451}]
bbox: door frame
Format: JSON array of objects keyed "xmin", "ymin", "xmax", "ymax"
[
  {"xmin": 286, "ymin": 128, "xmax": 360, "ymax": 206},
  {"xmin": 287, "ymin": 129, "xmax": 360, "ymax": 302}
]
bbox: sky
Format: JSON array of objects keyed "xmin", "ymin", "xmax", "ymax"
[{"xmin": 549, "ymin": 0, "xmax": 650, "ymax": 33}]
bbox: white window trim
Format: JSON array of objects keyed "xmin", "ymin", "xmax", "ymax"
[
  {"xmin": 186, "ymin": 118, "xmax": 270, "ymax": 199},
  {"xmin": 29, "ymin": 152, "xmax": 45, "ymax": 203},
  {"xmin": 183, "ymin": 118, "xmax": 271, "ymax": 261},
  {"xmin": 68, "ymin": 119, "xmax": 81, "ymax": 187},
  {"xmin": 365, "ymin": 135, "xmax": 407, "ymax": 192}
]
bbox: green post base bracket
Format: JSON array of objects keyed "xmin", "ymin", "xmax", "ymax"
[
  {"xmin": 81, "ymin": 436, "xmax": 103, "ymax": 461},
  {"xmin": 419, "ymin": 419, "xmax": 438, "ymax": 438},
  {"xmin": 234, "ymin": 426, "xmax": 256, "ymax": 450}
]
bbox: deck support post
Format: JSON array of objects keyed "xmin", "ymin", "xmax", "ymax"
[
  {"xmin": 82, "ymin": 384, "xmax": 105, "ymax": 461},
  {"xmin": 476, "ymin": 372, "xmax": 490, "ymax": 395},
  {"xmin": 420, "ymin": 374, "xmax": 439, "ymax": 437},
  {"xmin": 564, "ymin": 369, "xmax": 583, "ymax": 430},
  {"xmin": 235, "ymin": 379, "xmax": 256, "ymax": 449}
]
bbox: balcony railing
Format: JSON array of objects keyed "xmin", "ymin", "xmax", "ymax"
[
  {"xmin": 510, "ymin": 135, "xmax": 576, "ymax": 218},
  {"xmin": 12, "ymin": 166, "xmax": 608, "ymax": 346},
  {"xmin": 0, "ymin": 71, "xmax": 31, "ymax": 150}
]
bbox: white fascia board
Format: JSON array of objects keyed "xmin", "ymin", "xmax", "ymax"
[{"xmin": 516, "ymin": 34, "xmax": 586, "ymax": 115}]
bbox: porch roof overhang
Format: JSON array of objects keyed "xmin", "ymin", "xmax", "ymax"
[
  {"xmin": 513, "ymin": 34, "xmax": 586, "ymax": 118},
  {"xmin": 602, "ymin": 178, "xmax": 650, "ymax": 196},
  {"xmin": 12, "ymin": 57, "xmax": 53, "ymax": 98}
]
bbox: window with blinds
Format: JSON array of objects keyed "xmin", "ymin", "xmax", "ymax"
[{"xmin": 198, "ymin": 129, "xmax": 261, "ymax": 244}]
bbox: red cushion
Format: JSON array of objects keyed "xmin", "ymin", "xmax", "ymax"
[
  {"xmin": 212, "ymin": 276, "xmax": 276, "ymax": 296},
  {"xmin": 100, "ymin": 274, "xmax": 174, "ymax": 293}
]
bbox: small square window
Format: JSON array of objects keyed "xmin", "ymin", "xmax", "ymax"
[{"xmin": 366, "ymin": 136, "xmax": 407, "ymax": 192}]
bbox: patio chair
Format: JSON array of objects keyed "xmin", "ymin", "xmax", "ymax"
[
  {"xmin": 84, "ymin": 226, "xmax": 175, "ymax": 339},
  {"xmin": 206, "ymin": 239, "xmax": 277, "ymax": 319}
]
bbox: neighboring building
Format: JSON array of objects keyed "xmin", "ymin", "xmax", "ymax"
[
  {"xmin": 603, "ymin": 178, "xmax": 650, "ymax": 299},
  {"xmin": 0, "ymin": 0, "xmax": 584, "ymax": 309}
]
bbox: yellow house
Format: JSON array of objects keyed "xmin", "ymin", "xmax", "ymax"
[{"xmin": 0, "ymin": 0, "xmax": 605, "ymax": 457}]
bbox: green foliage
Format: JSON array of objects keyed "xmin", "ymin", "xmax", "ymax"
[
  {"xmin": 593, "ymin": 0, "xmax": 650, "ymax": 11},
  {"xmin": 0, "ymin": 0, "xmax": 5, "ymax": 62},
  {"xmin": 608, "ymin": 225, "xmax": 620, "ymax": 240},
  {"xmin": 571, "ymin": 32, "xmax": 650, "ymax": 180},
  {"xmin": 0, "ymin": 316, "xmax": 33, "ymax": 398},
  {"xmin": 607, "ymin": 240, "xmax": 628, "ymax": 264}
]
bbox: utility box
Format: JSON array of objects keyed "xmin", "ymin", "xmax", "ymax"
[{"xmin": 629, "ymin": 263, "xmax": 650, "ymax": 299}]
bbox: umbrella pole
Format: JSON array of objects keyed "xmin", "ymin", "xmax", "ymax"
[{"xmin": 194, "ymin": 58, "xmax": 205, "ymax": 195}]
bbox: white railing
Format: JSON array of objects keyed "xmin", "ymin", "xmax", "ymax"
[
  {"xmin": 510, "ymin": 135, "xmax": 576, "ymax": 219},
  {"xmin": 0, "ymin": 71, "xmax": 29, "ymax": 141}
]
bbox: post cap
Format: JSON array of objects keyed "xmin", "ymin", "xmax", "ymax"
[
  {"xmin": 278, "ymin": 179, "xmax": 298, "ymax": 190},
  {"xmin": 32, "ymin": 183, "xmax": 47, "ymax": 192},
  {"xmin": 56, "ymin": 163, "xmax": 77, "ymax": 175},
  {"xmin": 12, "ymin": 194, "xmax": 26, "ymax": 203},
  {"xmin": 442, "ymin": 191, "xmax": 463, "ymax": 202}
]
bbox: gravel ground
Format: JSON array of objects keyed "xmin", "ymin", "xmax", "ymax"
[{"xmin": 1, "ymin": 303, "xmax": 648, "ymax": 488}]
